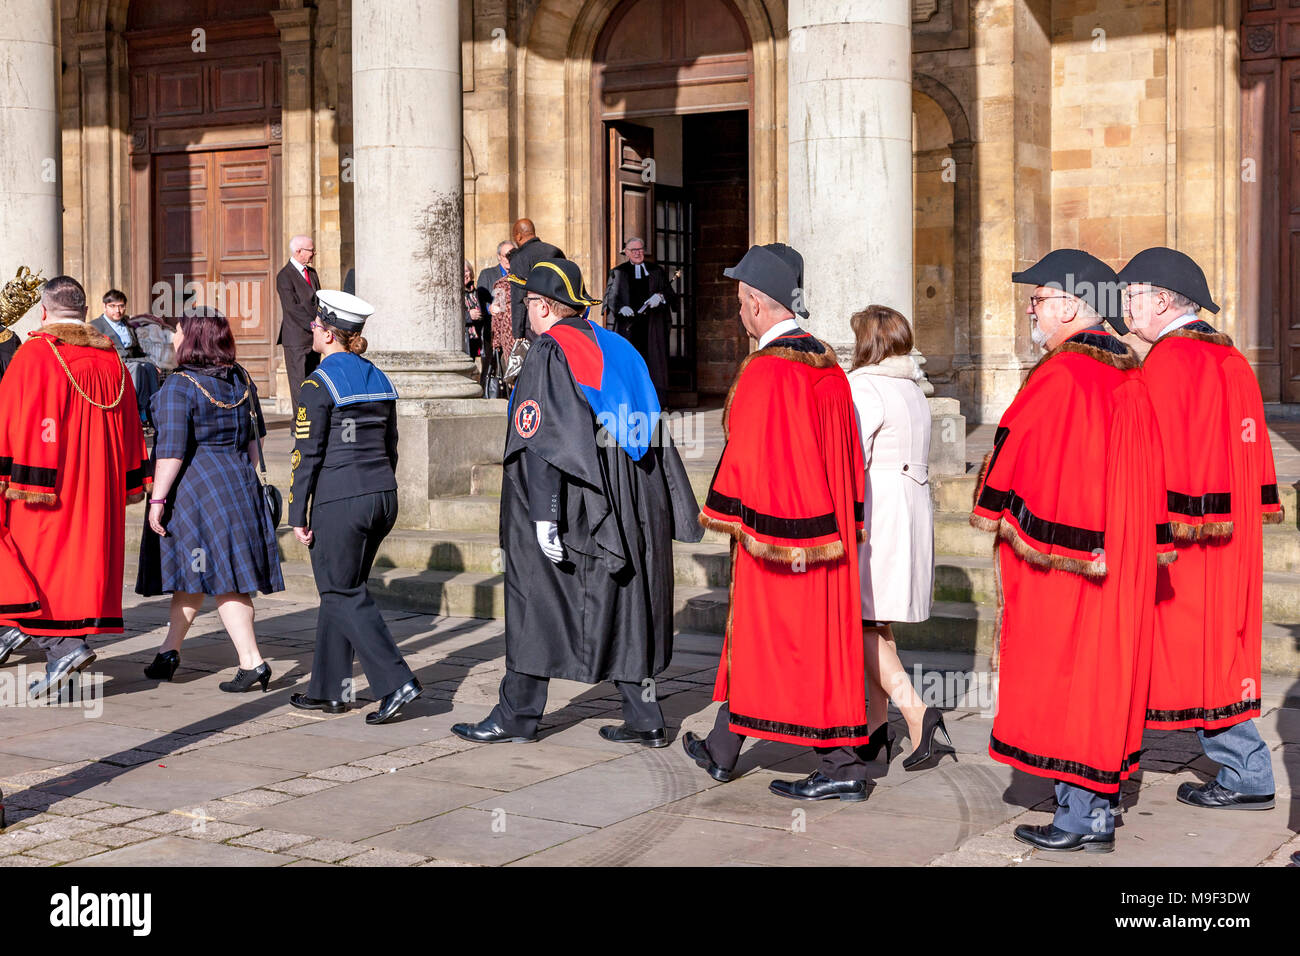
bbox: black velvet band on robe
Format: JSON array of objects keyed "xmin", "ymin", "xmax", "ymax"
[{"xmin": 501, "ymin": 319, "xmax": 702, "ymax": 684}]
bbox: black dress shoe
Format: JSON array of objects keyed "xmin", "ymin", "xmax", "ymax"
[
  {"xmin": 680, "ymin": 731, "xmax": 733, "ymax": 782},
  {"xmin": 599, "ymin": 724, "xmax": 668, "ymax": 748},
  {"xmin": 1014, "ymin": 823, "xmax": 1114, "ymax": 853},
  {"xmin": 1177, "ymin": 780, "xmax": 1274, "ymax": 811},
  {"xmin": 451, "ymin": 717, "xmax": 536, "ymax": 744},
  {"xmin": 366, "ymin": 678, "xmax": 423, "ymax": 725},
  {"xmin": 769, "ymin": 771, "xmax": 867, "ymax": 802},
  {"xmin": 0, "ymin": 627, "xmax": 29, "ymax": 667},
  {"xmin": 219, "ymin": 662, "xmax": 271, "ymax": 693},
  {"xmin": 144, "ymin": 650, "xmax": 180, "ymax": 681},
  {"xmin": 289, "ymin": 693, "xmax": 346, "ymax": 714}
]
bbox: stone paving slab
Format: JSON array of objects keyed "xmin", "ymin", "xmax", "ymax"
[
  {"xmin": 369, "ymin": 807, "xmax": 593, "ymax": 865},
  {"xmin": 0, "ymin": 589, "xmax": 1295, "ymax": 867},
  {"xmin": 71, "ymin": 835, "xmax": 288, "ymax": 867},
  {"xmin": 228, "ymin": 772, "xmax": 495, "ymax": 843},
  {"xmin": 35, "ymin": 755, "xmax": 298, "ymax": 811},
  {"xmin": 399, "ymin": 741, "xmax": 617, "ymax": 790}
]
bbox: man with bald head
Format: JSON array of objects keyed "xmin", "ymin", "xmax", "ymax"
[
  {"xmin": 276, "ymin": 233, "xmax": 321, "ymax": 409},
  {"xmin": 506, "ymin": 218, "xmax": 564, "ymax": 342}
]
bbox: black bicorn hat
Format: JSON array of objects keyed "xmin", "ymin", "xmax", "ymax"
[
  {"xmin": 1012, "ymin": 248, "xmax": 1129, "ymax": 335},
  {"xmin": 724, "ymin": 243, "xmax": 809, "ymax": 318},
  {"xmin": 510, "ymin": 258, "xmax": 601, "ymax": 311},
  {"xmin": 1116, "ymin": 247, "xmax": 1220, "ymax": 315}
]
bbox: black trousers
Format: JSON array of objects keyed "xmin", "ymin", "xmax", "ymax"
[
  {"xmin": 282, "ymin": 343, "xmax": 320, "ymax": 411},
  {"xmin": 488, "ymin": 668, "xmax": 664, "ymax": 739},
  {"xmin": 704, "ymin": 703, "xmax": 870, "ymax": 781},
  {"xmin": 306, "ymin": 491, "xmax": 414, "ymax": 702}
]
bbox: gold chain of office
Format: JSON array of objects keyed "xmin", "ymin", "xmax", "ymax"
[
  {"xmin": 44, "ymin": 338, "xmax": 126, "ymax": 410},
  {"xmin": 174, "ymin": 371, "xmax": 249, "ymax": 409}
]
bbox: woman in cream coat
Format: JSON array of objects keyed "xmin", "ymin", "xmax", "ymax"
[{"xmin": 847, "ymin": 306, "xmax": 949, "ymax": 771}]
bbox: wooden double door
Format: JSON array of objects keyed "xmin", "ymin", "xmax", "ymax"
[{"xmin": 152, "ymin": 148, "xmax": 278, "ymax": 390}]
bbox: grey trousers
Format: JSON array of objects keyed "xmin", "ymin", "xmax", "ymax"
[
  {"xmin": 1053, "ymin": 781, "xmax": 1117, "ymax": 835},
  {"xmin": 1198, "ymin": 720, "xmax": 1275, "ymax": 795}
]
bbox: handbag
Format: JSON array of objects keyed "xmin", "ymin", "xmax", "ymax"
[
  {"xmin": 175, "ymin": 366, "xmax": 282, "ymax": 528},
  {"xmin": 502, "ymin": 339, "xmax": 529, "ymax": 387},
  {"xmin": 483, "ymin": 347, "xmax": 503, "ymax": 399}
]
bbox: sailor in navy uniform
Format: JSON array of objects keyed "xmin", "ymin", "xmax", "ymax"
[{"xmin": 287, "ymin": 289, "xmax": 422, "ymax": 725}]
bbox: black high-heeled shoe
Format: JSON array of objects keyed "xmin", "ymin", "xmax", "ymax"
[
  {"xmin": 218, "ymin": 662, "xmax": 271, "ymax": 693},
  {"xmin": 859, "ymin": 722, "xmax": 895, "ymax": 762},
  {"xmin": 902, "ymin": 707, "xmax": 956, "ymax": 771},
  {"xmin": 144, "ymin": 650, "xmax": 180, "ymax": 681}
]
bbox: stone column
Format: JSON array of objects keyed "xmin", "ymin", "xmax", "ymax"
[
  {"xmin": 0, "ymin": 0, "xmax": 61, "ymax": 336},
  {"xmin": 352, "ymin": 0, "xmax": 478, "ymax": 399},
  {"xmin": 351, "ymin": 0, "xmax": 504, "ymax": 527},
  {"xmin": 788, "ymin": 0, "xmax": 913, "ymax": 358}
]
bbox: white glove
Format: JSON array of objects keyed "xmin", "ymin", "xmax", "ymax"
[
  {"xmin": 536, "ymin": 520, "xmax": 565, "ymax": 564},
  {"xmin": 618, "ymin": 306, "xmax": 635, "ymax": 318},
  {"xmin": 645, "ymin": 292, "xmax": 666, "ymax": 309}
]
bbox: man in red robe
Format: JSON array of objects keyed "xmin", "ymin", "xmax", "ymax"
[
  {"xmin": 972, "ymin": 250, "xmax": 1175, "ymax": 852},
  {"xmin": 1120, "ymin": 247, "xmax": 1280, "ymax": 811},
  {"xmin": 681, "ymin": 243, "xmax": 872, "ymax": 802},
  {"xmin": 0, "ymin": 276, "xmax": 149, "ymax": 698}
]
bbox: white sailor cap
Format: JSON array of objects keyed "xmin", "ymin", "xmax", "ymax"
[{"xmin": 316, "ymin": 289, "xmax": 375, "ymax": 332}]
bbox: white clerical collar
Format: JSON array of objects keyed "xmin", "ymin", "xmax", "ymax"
[
  {"xmin": 1157, "ymin": 312, "xmax": 1200, "ymax": 340},
  {"xmin": 758, "ymin": 317, "xmax": 801, "ymax": 349},
  {"xmin": 632, "ymin": 263, "xmax": 647, "ymax": 279}
]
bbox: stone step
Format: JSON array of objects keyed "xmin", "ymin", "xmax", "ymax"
[{"xmin": 938, "ymin": 513, "xmax": 1300, "ymax": 573}]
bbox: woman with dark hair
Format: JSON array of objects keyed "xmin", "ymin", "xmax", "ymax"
[
  {"xmin": 847, "ymin": 305, "xmax": 949, "ymax": 770},
  {"xmin": 137, "ymin": 307, "xmax": 284, "ymax": 691}
]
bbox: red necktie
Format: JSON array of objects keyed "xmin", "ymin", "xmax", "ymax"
[{"xmin": 304, "ymin": 268, "xmax": 313, "ymax": 289}]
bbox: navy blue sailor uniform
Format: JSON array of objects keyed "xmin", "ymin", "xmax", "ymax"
[{"xmin": 289, "ymin": 352, "xmax": 415, "ymax": 703}]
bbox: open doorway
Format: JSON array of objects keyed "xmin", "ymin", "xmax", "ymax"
[
  {"xmin": 602, "ymin": 112, "xmax": 748, "ymax": 403},
  {"xmin": 593, "ymin": 0, "xmax": 753, "ymax": 403}
]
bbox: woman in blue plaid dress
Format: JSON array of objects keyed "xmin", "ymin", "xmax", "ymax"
[{"xmin": 137, "ymin": 308, "xmax": 284, "ymax": 692}]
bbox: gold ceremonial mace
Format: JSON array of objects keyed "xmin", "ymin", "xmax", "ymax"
[{"xmin": 0, "ymin": 267, "xmax": 46, "ymax": 342}]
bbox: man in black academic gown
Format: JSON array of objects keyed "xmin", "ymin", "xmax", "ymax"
[
  {"xmin": 602, "ymin": 236, "xmax": 678, "ymax": 407},
  {"xmin": 452, "ymin": 258, "xmax": 702, "ymax": 748}
]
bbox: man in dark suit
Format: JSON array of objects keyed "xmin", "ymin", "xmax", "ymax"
[
  {"xmin": 90, "ymin": 289, "xmax": 160, "ymax": 430},
  {"xmin": 476, "ymin": 240, "xmax": 514, "ymax": 317},
  {"xmin": 602, "ymin": 237, "xmax": 678, "ymax": 406},
  {"xmin": 507, "ymin": 219, "xmax": 564, "ymax": 342},
  {"xmin": 276, "ymin": 234, "xmax": 321, "ymax": 410}
]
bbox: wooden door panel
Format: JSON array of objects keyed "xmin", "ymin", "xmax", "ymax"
[
  {"xmin": 607, "ymin": 122, "xmax": 655, "ymax": 278},
  {"xmin": 153, "ymin": 147, "xmax": 275, "ymax": 392},
  {"xmin": 213, "ymin": 149, "xmax": 273, "ymax": 390}
]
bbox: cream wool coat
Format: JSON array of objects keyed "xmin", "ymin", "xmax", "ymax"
[{"xmin": 847, "ymin": 354, "xmax": 934, "ymax": 623}]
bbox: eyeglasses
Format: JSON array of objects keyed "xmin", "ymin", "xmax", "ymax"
[
  {"xmin": 1028, "ymin": 295, "xmax": 1072, "ymax": 310},
  {"xmin": 524, "ymin": 295, "xmax": 544, "ymax": 305},
  {"xmin": 1122, "ymin": 290, "xmax": 1157, "ymax": 304},
  {"xmin": 310, "ymin": 320, "xmax": 326, "ymax": 331}
]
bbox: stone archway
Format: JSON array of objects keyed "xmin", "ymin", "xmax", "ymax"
[
  {"xmin": 519, "ymin": 0, "xmax": 787, "ymax": 281},
  {"xmin": 912, "ymin": 70, "xmax": 974, "ymax": 408}
]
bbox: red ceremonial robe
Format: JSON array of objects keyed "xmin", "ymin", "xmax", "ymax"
[
  {"xmin": 700, "ymin": 331, "xmax": 869, "ymax": 747},
  {"xmin": 0, "ymin": 323, "xmax": 149, "ymax": 636},
  {"xmin": 1141, "ymin": 321, "xmax": 1284, "ymax": 731},
  {"xmin": 971, "ymin": 328, "xmax": 1174, "ymax": 794}
]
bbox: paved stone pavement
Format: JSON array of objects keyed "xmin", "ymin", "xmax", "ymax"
[{"xmin": 0, "ymin": 588, "xmax": 1296, "ymax": 867}]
